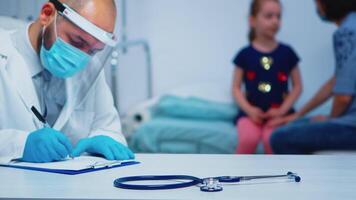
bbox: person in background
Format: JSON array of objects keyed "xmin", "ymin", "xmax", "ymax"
[
  {"xmin": 270, "ymin": 0, "xmax": 356, "ymax": 154},
  {"xmin": 232, "ymin": 0, "xmax": 302, "ymax": 154}
]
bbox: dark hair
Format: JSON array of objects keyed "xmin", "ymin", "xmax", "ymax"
[
  {"xmin": 318, "ymin": 0, "xmax": 356, "ymax": 21},
  {"xmin": 248, "ymin": 0, "xmax": 280, "ymax": 42}
]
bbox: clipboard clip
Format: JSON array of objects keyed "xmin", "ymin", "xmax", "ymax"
[{"xmin": 88, "ymin": 161, "xmax": 124, "ymax": 169}]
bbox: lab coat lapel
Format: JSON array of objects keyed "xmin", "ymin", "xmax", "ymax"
[{"xmin": 2, "ymin": 50, "xmax": 42, "ymax": 128}]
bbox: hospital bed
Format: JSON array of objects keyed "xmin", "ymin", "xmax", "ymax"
[
  {"xmin": 124, "ymin": 82, "xmax": 254, "ymax": 154},
  {"xmin": 123, "ymin": 81, "xmax": 338, "ymax": 155}
]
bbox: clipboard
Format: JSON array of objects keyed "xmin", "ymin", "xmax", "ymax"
[{"xmin": 0, "ymin": 156, "xmax": 139, "ymax": 175}]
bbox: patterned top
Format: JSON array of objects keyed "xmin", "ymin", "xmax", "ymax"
[
  {"xmin": 233, "ymin": 43, "xmax": 299, "ymax": 119},
  {"xmin": 331, "ymin": 12, "xmax": 356, "ymax": 127}
]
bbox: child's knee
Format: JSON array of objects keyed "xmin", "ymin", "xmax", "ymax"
[
  {"xmin": 237, "ymin": 118, "xmax": 261, "ymax": 133},
  {"xmin": 238, "ymin": 117, "xmax": 256, "ymax": 127}
]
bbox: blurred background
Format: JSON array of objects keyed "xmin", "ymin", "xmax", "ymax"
[{"xmin": 0, "ymin": 0, "xmax": 337, "ymax": 153}]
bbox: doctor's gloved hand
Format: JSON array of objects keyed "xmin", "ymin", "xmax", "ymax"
[
  {"xmin": 22, "ymin": 128, "xmax": 73, "ymax": 163},
  {"xmin": 71, "ymin": 135, "xmax": 135, "ymax": 160}
]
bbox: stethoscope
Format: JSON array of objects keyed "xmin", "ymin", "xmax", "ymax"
[{"xmin": 114, "ymin": 171, "xmax": 301, "ymax": 192}]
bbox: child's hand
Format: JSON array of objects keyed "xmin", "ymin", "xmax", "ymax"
[
  {"xmin": 266, "ymin": 117, "xmax": 287, "ymax": 127},
  {"xmin": 265, "ymin": 108, "xmax": 284, "ymax": 119},
  {"xmin": 267, "ymin": 112, "xmax": 302, "ymax": 127},
  {"xmin": 247, "ymin": 107, "xmax": 265, "ymax": 124},
  {"xmin": 311, "ymin": 115, "xmax": 329, "ymax": 122},
  {"xmin": 281, "ymin": 113, "xmax": 300, "ymax": 124}
]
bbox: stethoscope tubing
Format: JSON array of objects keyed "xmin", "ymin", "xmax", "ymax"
[{"xmin": 114, "ymin": 175, "xmax": 202, "ymax": 190}]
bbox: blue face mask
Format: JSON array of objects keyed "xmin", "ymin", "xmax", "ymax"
[
  {"xmin": 40, "ymin": 38, "xmax": 90, "ymax": 78},
  {"xmin": 40, "ymin": 17, "xmax": 91, "ymax": 78}
]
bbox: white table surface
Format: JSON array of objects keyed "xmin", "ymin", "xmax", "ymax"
[{"xmin": 0, "ymin": 154, "xmax": 356, "ymax": 200}]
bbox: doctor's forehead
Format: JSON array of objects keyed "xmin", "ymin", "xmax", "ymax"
[{"xmin": 61, "ymin": 0, "xmax": 117, "ymax": 33}]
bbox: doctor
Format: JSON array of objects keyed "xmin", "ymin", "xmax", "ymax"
[{"xmin": 0, "ymin": 0, "xmax": 134, "ymax": 163}]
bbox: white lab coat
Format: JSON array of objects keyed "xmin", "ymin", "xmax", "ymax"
[{"xmin": 0, "ymin": 30, "xmax": 126, "ymax": 163}]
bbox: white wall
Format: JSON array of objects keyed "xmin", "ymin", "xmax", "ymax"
[
  {"xmin": 117, "ymin": 0, "xmax": 336, "ymax": 114},
  {"xmin": 0, "ymin": 0, "xmax": 46, "ymax": 21}
]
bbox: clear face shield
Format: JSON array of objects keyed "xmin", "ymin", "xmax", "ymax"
[
  {"xmin": 46, "ymin": 0, "xmax": 118, "ymax": 108},
  {"xmin": 50, "ymin": 0, "xmax": 117, "ymax": 47}
]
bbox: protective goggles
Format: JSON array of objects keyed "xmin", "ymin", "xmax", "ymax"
[{"xmin": 49, "ymin": 0, "xmax": 117, "ymax": 47}]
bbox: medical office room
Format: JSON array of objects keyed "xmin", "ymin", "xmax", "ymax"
[{"xmin": 0, "ymin": 0, "xmax": 356, "ymax": 199}]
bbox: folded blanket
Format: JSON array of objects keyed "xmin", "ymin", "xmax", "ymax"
[{"xmin": 153, "ymin": 95, "xmax": 238, "ymax": 122}]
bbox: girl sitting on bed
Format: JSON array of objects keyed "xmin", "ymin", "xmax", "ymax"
[{"xmin": 232, "ymin": 0, "xmax": 302, "ymax": 154}]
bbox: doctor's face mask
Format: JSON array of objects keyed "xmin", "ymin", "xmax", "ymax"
[{"xmin": 40, "ymin": 15, "xmax": 91, "ymax": 78}]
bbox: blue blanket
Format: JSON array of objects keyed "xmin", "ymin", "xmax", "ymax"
[
  {"xmin": 129, "ymin": 117, "xmax": 237, "ymax": 154},
  {"xmin": 153, "ymin": 95, "xmax": 238, "ymax": 122},
  {"xmin": 128, "ymin": 95, "xmax": 243, "ymax": 154}
]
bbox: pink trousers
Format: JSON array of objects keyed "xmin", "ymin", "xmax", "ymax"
[{"xmin": 236, "ymin": 117, "xmax": 274, "ymax": 154}]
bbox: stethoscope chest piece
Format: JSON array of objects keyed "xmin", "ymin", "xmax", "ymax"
[{"xmin": 199, "ymin": 178, "xmax": 223, "ymax": 192}]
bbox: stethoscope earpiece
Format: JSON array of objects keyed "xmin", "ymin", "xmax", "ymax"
[{"xmin": 287, "ymin": 171, "xmax": 301, "ymax": 182}]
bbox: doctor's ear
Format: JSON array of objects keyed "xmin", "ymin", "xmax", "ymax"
[{"xmin": 39, "ymin": 3, "xmax": 56, "ymax": 27}]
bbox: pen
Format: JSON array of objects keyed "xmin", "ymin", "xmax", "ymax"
[
  {"xmin": 31, "ymin": 106, "xmax": 50, "ymax": 128},
  {"xmin": 31, "ymin": 105, "xmax": 73, "ymax": 159}
]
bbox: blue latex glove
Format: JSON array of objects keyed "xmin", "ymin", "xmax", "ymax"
[
  {"xmin": 22, "ymin": 127, "xmax": 73, "ymax": 163},
  {"xmin": 71, "ymin": 135, "xmax": 135, "ymax": 160}
]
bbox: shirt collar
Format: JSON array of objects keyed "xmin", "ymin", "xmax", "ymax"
[
  {"xmin": 340, "ymin": 12, "xmax": 356, "ymax": 28},
  {"xmin": 11, "ymin": 22, "xmax": 43, "ymax": 78}
]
